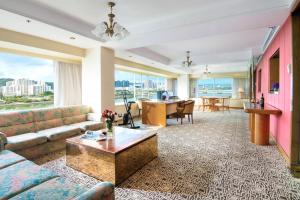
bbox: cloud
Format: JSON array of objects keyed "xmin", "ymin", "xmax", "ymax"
[{"xmin": 0, "ymin": 52, "xmax": 54, "ymax": 82}]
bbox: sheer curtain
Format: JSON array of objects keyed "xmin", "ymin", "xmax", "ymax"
[{"xmin": 54, "ymin": 61, "xmax": 82, "ymax": 106}]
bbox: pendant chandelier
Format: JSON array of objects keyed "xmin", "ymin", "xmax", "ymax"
[
  {"xmin": 92, "ymin": 1, "xmax": 129, "ymax": 42},
  {"xmin": 182, "ymin": 51, "xmax": 193, "ymax": 67},
  {"xmin": 203, "ymin": 65, "xmax": 211, "ymax": 78}
]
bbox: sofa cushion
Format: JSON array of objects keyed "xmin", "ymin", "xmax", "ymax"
[
  {"xmin": 6, "ymin": 133, "xmax": 48, "ymax": 151},
  {"xmin": 37, "ymin": 126, "xmax": 81, "ymax": 141},
  {"xmin": 10, "ymin": 177, "xmax": 87, "ymax": 200},
  {"xmin": 61, "ymin": 105, "xmax": 91, "ymax": 118},
  {"xmin": 0, "ymin": 111, "xmax": 34, "ymax": 127},
  {"xmin": 33, "ymin": 108, "xmax": 64, "ymax": 131},
  {"xmin": 0, "ymin": 160, "xmax": 58, "ymax": 199},
  {"xmin": 33, "ymin": 108, "xmax": 62, "ymax": 122},
  {"xmin": 0, "ymin": 150, "xmax": 26, "ymax": 169},
  {"xmin": 0, "ymin": 123, "xmax": 36, "ymax": 137},
  {"xmin": 70, "ymin": 121, "xmax": 103, "ymax": 131},
  {"xmin": 64, "ymin": 114, "xmax": 87, "ymax": 125},
  {"xmin": 35, "ymin": 119, "xmax": 64, "ymax": 131}
]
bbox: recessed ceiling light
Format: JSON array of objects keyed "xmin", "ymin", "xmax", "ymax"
[
  {"xmin": 26, "ymin": 19, "xmax": 31, "ymax": 23},
  {"xmin": 70, "ymin": 37, "xmax": 76, "ymax": 40}
]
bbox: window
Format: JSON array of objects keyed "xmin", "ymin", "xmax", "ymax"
[
  {"xmin": 196, "ymin": 78, "xmax": 233, "ymax": 97},
  {"xmin": 269, "ymin": 50, "xmax": 280, "ymax": 93},
  {"xmin": 115, "ymin": 70, "xmax": 167, "ymax": 103},
  {"xmin": 0, "ymin": 52, "xmax": 54, "ymax": 112}
]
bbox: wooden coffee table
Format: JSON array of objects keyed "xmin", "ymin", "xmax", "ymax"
[{"xmin": 66, "ymin": 127, "xmax": 158, "ymax": 185}]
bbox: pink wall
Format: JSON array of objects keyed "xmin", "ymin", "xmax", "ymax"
[{"xmin": 256, "ymin": 17, "xmax": 292, "ymax": 157}]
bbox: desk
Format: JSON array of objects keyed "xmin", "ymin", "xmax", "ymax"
[
  {"xmin": 243, "ymin": 102, "xmax": 282, "ymax": 145},
  {"xmin": 142, "ymin": 100, "xmax": 183, "ymax": 127}
]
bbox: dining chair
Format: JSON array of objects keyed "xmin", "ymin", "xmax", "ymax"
[
  {"xmin": 201, "ymin": 97, "xmax": 212, "ymax": 112},
  {"xmin": 176, "ymin": 100, "xmax": 195, "ymax": 124},
  {"xmin": 215, "ymin": 98, "xmax": 231, "ymax": 112}
]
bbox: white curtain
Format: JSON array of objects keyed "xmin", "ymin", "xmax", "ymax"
[{"xmin": 54, "ymin": 61, "xmax": 82, "ymax": 106}]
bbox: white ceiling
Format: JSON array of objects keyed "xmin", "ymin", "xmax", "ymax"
[{"xmin": 0, "ymin": 0, "xmax": 296, "ymax": 75}]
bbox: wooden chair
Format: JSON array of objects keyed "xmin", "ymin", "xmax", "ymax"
[
  {"xmin": 201, "ymin": 97, "xmax": 212, "ymax": 111},
  {"xmin": 215, "ymin": 98, "xmax": 231, "ymax": 112},
  {"xmin": 136, "ymin": 98, "xmax": 150, "ymax": 116},
  {"xmin": 176, "ymin": 100, "xmax": 195, "ymax": 124}
]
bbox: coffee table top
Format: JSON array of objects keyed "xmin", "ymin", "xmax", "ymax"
[{"xmin": 66, "ymin": 127, "xmax": 157, "ymax": 154}]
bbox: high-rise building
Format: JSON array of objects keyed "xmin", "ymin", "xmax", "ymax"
[{"xmin": 0, "ymin": 79, "xmax": 52, "ymax": 96}]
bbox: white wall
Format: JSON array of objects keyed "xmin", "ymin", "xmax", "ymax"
[
  {"xmin": 82, "ymin": 48, "xmax": 101, "ymax": 113},
  {"xmin": 177, "ymin": 74, "xmax": 190, "ymax": 99},
  {"xmin": 82, "ymin": 47, "xmax": 115, "ymax": 114}
]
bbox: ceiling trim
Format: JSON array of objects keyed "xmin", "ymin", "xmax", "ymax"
[
  {"xmin": 190, "ymin": 72, "xmax": 248, "ymax": 79},
  {"xmin": 0, "ymin": 28, "xmax": 86, "ymax": 57},
  {"xmin": 115, "ymin": 57, "xmax": 178, "ymax": 78},
  {"xmin": 0, "ymin": 47, "xmax": 81, "ymax": 64}
]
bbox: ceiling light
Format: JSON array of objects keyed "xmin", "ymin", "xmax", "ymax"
[
  {"xmin": 92, "ymin": 1, "xmax": 129, "ymax": 42},
  {"xmin": 26, "ymin": 19, "xmax": 31, "ymax": 23},
  {"xmin": 203, "ymin": 65, "xmax": 211, "ymax": 79},
  {"xmin": 182, "ymin": 51, "xmax": 194, "ymax": 67}
]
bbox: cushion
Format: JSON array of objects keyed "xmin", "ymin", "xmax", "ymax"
[
  {"xmin": 10, "ymin": 177, "xmax": 87, "ymax": 200},
  {"xmin": 63, "ymin": 115, "xmax": 87, "ymax": 125},
  {"xmin": 37, "ymin": 126, "xmax": 81, "ymax": 141},
  {"xmin": 6, "ymin": 133, "xmax": 48, "ymax": 151},
  {"xmin": 69, "ymin": 121, "xmax": 103, "ymax": 131},
  {"xmin": 0, "ymin": 123, "xmax": 36, "ymax": 137},
  {"xmin": 0, "ymin": 160, "xmax": 58, "ymax": 199},
  {"xmin": 0, "ymin": 111, "xmax": 34, "ymax": 127},
  {"xmin": 35, "ymin": 119, "xmax": 64, "ymax": 131},
  {"xmin": 33, "ymin": 108, "xmax": 62, "ymax": 122},
  {"xmin": 73, "ymin": 182, "xmax": 115, "ymax": 200},
  {"xmin": 61, "ymin": 105, "xmax": 91, "ymax": 118},
  {"xmin": 0, "ymin": 150, "xmax": 26, "ymax": 169}
]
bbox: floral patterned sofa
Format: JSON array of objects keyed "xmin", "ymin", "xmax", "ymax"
[
  {"xmin": 0, "ymin": 105, "xmax": 103, "ymax": 159},
  {"xmin": 0, "ymin": 147, "xmax": 114, "ymax": 200}
]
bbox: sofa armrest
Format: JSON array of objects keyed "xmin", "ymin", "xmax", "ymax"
[
  {"xmin": 87, "ymin": 113, "xmax": 102, "ymax": 122},
  {"xmin": 0, "ymin": 132, "xmax": 7, "ymax": 151},
  {"xmin": 73, "ymin": 182, "xmax": 114, "ymax": 200}
]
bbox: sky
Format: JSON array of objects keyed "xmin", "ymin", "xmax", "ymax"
[{"xmin": 0, "ymin": 52, "xmax": 54, "ymax": 82}]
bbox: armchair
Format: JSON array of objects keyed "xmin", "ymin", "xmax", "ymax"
[{"xmin": 176, "ymin": 100, "xmax": 195, "ymax": 124}]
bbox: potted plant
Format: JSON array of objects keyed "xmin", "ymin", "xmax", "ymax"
[{"xmin": 102, "ymin": 109, "xmax": 117, "ymax": 135}]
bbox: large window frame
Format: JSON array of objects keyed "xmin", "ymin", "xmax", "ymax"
[{"xmin": 114, "ymin": 70, "xmax": 167, "ymax": 104}]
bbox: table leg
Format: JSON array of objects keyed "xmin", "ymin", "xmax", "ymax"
[
  {"xmin": 254, "ymin": 114, "xmax": 270, "ymax": 145},
  {"xmin": 249, "ymin": 113, "xmax": 255, "ymax": 143}
]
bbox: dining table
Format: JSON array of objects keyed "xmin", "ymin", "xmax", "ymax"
[{"xmin": 200, "ymin": 96, "xmax": 230, "ymax": 112}]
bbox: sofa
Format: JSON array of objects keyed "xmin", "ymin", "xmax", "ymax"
[
  {"xmin": 0, "ymin": 147, "xmax": 114, "ymax": 200},
  {"xmin": 0, "ymin": 105, "xmax": 103, "ymax": 159}
]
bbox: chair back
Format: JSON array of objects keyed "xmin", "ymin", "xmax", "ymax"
[
  {"xmin": 183, "ymin": 100, "xmax": 195, "ymax": 113},
  {"xmin": 223, "ymin": 98, "xmax": 230, "ymax": 106}
]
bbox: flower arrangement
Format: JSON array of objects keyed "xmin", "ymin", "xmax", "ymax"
[
  {"xmin": 102, "ymin": 109, "xmax": 117, "ymax": 133},
  {"xmin": 102, "ymin": 109, "xmax": 117, "ymax": 122}
]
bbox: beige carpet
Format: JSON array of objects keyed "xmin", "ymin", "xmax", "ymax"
[{"xmin": 34, "ymin": 110, "xmax": 300, "ymax": 200}]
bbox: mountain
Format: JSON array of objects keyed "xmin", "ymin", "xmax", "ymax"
[{"xmin": 0, "ymin": 78, "xmax": 13, "ymax": 87}]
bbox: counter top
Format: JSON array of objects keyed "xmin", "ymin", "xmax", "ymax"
[{"xmin": 243, "ymin": 102, "xmax": 282, "ymax": 115}]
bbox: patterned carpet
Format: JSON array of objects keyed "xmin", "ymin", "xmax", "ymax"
[{"xmin": 34, "ymin": 110, "xmax": 300, "ymax": 200}]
